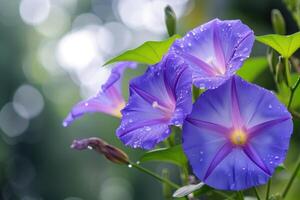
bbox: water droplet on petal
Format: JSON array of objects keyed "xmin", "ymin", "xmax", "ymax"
[{"xmin": 87, "ymin": 146, "xmax": 93, "ymax": 150}]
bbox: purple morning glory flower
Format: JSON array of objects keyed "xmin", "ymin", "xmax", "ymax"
[
  {"xmin": 171, "ymin": 19, "xmax": 254, "ymax": 89},
  {"xmin": 63, "ymin": 62, "xmax": 137, "ymax": 127},
  {"xmin": 117, "ymin": 54, "xmax": 192, "ymax": 150},
  {"xmin": 182, "ymin": 75, "xmax": 293, "ymax": 190}
]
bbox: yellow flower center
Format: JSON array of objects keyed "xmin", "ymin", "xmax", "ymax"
[
  {"xmin": 230, "ymin": 129, "xmax": 247, "ymax": 146},
  {"xmin": 112, "ymin": 102, "xmax": 125, "ymax": 118}
]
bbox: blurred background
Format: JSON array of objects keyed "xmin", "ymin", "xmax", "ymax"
[{"xmin": 0, "ymin": 0, "xmax": 299, "ymax": 199}]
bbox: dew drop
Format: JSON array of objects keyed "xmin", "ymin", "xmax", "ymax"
[
  {"xmin": 128, "ymin": 164, "xmax": 132, "ymax": 168},
  {"xmin": 274, "ymin": 156, "xmax": 279, "ymax": 160},
  {"xmin": 87, "ymin": 146, "xmax": 93, "ymax": 150},
  {"xmin": 199, "ymin": 83, "xmax": 205, "ymax": 89},
  {"xmin": 84, "ymin": 102, "xmax": 89, "ymax": 106},
  {"xmin": 268, "ymin": 104, "xmax": 272, "ymax": 109}
]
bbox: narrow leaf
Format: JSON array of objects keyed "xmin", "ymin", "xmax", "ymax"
[
  {"xmin": 139, "ymin": 145, "xmax": 187, "ymax": 167},
  {"xmin": 256, "ymin": 32, "xmax": 300, "ymax": 58},
  {"xmin": 104, "ymin": 35, "xmax": 181, "ymax": 66},
  {"xmin": 173, "ymin": 182, "xmax": 204, "ymax": 198}
]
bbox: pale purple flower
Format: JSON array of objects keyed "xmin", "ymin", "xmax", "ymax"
[
  {"xmin": 182, "ymin": 75, "xmax": 293, "ymax": 190},
  {"xmin": 63, "ymin": 62, "xmax": 137, "ymax": 127},
  {"xmin": 171, "ymin": 19, "xmax": 254, "ymax": 89},
  {"xmin": 117, "ymin": 54, "xmax": 192, "ymax": 149}
]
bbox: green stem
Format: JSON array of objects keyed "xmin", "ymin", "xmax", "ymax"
[
  {"xmin": 130, "ymin": 162, "xmax": 180, "ymax": 189},
  {"xmin": 237, "ymin": 191, "xmax": 244, "ymax": 200},
  {"xmin": 291, "ymin": 110, "xmax": 300, "ymax": 120},
  {"xmin": 180, "ymin": 164, "xmax": 189, "ymax": 185},
  {"xmin": 253, "ymin": 187, "xmax": 261, "ymax": 200},
  {"xmin": 288, "ymin": 76, "xmax": 300, "ymax": 109},
  {"xmin": 284, "ymin": 57, "xmax": 292, "ymax": 87},
  {"xmin": 282, "ymin": 156, "xmax": 300, "ymax": 199},
  {"xmin": 266, "ymin": 179, "xmax": 271, "ymax": 200}
]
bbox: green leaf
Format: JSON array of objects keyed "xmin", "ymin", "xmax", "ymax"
[
  {"xmin": 276, "ymin": 163, "xmax": 286, "ymax": 173},
  {"xmin": 237, "ymin": 57, "xmax": 268, "ymax": 82},
  {"xmin": 173, "ymin": 182, "xmax": 204, "ymax": 198},
  {"xmin": 139, "ymin": 145, "xmax": 187, "ymax": 167},
  {"xmin": 103, "ymin": 34, "xmax": 181, "ymax": 65},
  {"xmin": 256, "ymin": 32, "xmax": 300, "ymax": 58}
]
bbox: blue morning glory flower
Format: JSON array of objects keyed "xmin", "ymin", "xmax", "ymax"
[
  {"xmin": 171, "ymin": 19, "xmax": 255, "ymax": 89},
  {"xmin": 117, "ymin": 54, "xmax": 192, "ymax": 150},
  {"xmin": 182, "ymin": 75, "xmax": 293, "ymax": 190},
  {"xmin": 63, "ymin": 62, "xmax": 137, "ymax": 127}
]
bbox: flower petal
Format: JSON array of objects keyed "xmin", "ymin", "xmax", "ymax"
[
  {"xmin": 183, "ymin": 75, "xmax": 293, "ymax": 190},
  {"xmin": 63, "ymin": 85, "xmax": 125, "ymax": 127},
  {"xmin": 171, "ymin": 18, "xmax": 254, "ymax": 89},
  {"xmin": 63, "ymin": 62, "xmax": 135, "ymax": 127},
  {"xmin": 101, "ymin": 62, "xmax": 137, "ymax": 92},
  {"xmin": 117, "ymin": 54, "xmax": 192, "ymax": 149}
]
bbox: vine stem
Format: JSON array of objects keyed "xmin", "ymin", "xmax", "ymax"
[
  {"xmin": 290, "ymin": 110, "xmax": 300, "ymax": 119},
  {"xmin": 130, "ymin": 162, "xmax": 180, "ymax": 189},
  {"xmin": 266, "ymin": 179, "xmax": 271, "ymax": 200},
  {"xmin": 288, "ymin": 76, "xmax": 300, "ymax": 109},
  {"xmin": 237, "ymin": 191, "xmax": 244, "ymax": 200},
  {"xmin": 282, "ymin": 156, "xmax": 300, "ymax": 198},
  {"xmin": 252, "ymin": 187, "xmax": 261, "ymax": 200}
]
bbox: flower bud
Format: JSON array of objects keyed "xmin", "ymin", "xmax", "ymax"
[
  {"xmin": 71, "ymin": 137, "xmax": 129, "ymax": 164},
  {"xmin": 165, "ymin": 5, "xmax": 176, "ymax": 36},
  {"xmin": 271, "ymin": 9, "xmax": 286, "ymax": 35},
  {"xmin": 267, "ymin": 47, "xmax": 277, "ymax": 75}
]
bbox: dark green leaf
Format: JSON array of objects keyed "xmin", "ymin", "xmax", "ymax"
[
  {"xmin": 256, "ymin": 32, "xmax": 300, "ymax": 58},
  {"xmin": 103, "ymin": 34, "xmax": 181, "ymax": 65},
  {"xmin": 139, "ymin": 145, "xmax": 187, "ymax": 167},
  {"xmin": 237, "ymin": 57, "xmax": 268, "ymax": 82}
]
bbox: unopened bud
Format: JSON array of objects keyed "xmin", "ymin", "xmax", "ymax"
[
  {"xmin": 275, "ymin": 56, "xmax": 284, "ymax": 84},
  {"xmin": 267, "ymin": 47, "xmax": 277, "ymax": 75},
  {"xmin": 165, "ymin": 5, "xmax": 176, "ymax": 36},
  {"xmin": 71, "ymin": 137, "xmax": 129, "ymax": 164},
  {"xmin": 271, "ymin": 9, "xmax": 286, "ymax": 35}
]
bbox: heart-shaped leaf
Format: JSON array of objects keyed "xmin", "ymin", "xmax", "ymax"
[
  {"xmin": 256, "ymin": 32, "xmax": 300, "ymax": 58},
  {"xmin": 103, "ymin": 34, "xmax": 181, "ymax": 65},
  {"xmin": 139, "ymin": 145, "xmax": 187, "ymax": 167}
]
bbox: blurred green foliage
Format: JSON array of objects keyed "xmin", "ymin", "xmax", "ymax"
[{"xmin": 0, "ymin": 0, "xmax": 300, "ymax": 200}]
